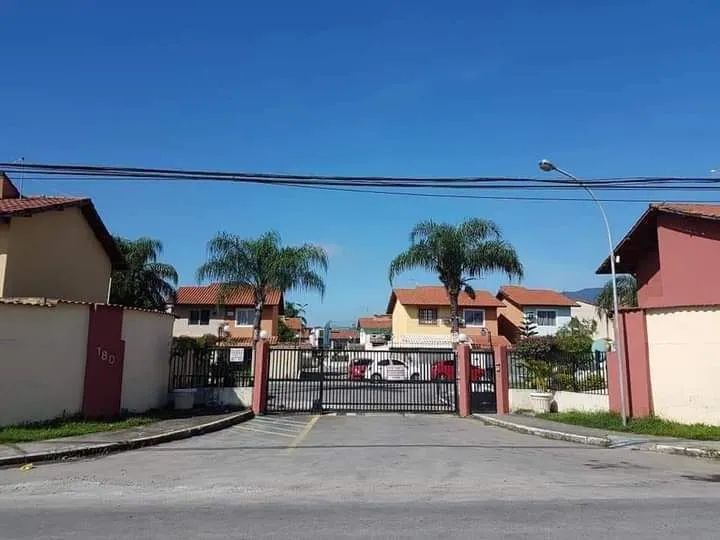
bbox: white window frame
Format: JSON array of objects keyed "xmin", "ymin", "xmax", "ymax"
[
  {"xmin": 462, "ymin": 308, "xmax": 485, "ymax": 327},
  {"xmin": 235, "ymin": 308, "xmax": 255, "ymax": 327},
  {"xmin": 418, "ymin": 307, "xmax": 438, "ymax": 325},
  {"xmin": 535, "ymin": 309, "xmax": 557, "ymax": 327}
]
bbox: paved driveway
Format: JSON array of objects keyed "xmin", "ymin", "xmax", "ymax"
[{"xmin": 1, "ymin": 414, "xmax": 719, "ymax": 539}]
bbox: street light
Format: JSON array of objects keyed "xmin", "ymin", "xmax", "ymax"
[{"xmin": 538, "ymin": 159, "xmax": 628, "ymax": 426}]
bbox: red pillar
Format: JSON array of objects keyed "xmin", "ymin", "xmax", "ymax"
[
  {"xmin": 494, "ymin": 344, "xmax": 510, "ymax": 414},
  {"xmin": 456, "ymin": 343, "xmax": 472, "ymax": 417},
  {"xmin": 251, "ymin": 339, "xmax": 270, "ymax": 415}
]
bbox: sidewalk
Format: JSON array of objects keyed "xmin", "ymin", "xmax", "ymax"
[
  {"xmin": 0, "ymin": 409, "xmax": 253, "ymax": 467},
  {"xmin": 475, "ymin": 413, "xmax": 720, "ymax": 459}
]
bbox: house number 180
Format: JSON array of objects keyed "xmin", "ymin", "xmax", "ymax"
[{"xmin": 96, "ymin": 346, "xmax": 117, "ymax": 366}]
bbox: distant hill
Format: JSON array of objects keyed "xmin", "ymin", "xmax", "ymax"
[{"xmin": 562, "ymin": 287, "xmax": 602, "ymax": 304}]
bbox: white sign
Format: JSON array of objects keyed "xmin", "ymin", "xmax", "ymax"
[
  {"xmin": 386, "ymin": 365, "xmax": 406, "ymax": 381},
  {"xmin": 229, "ymin": 348, "xmax": 245, "ymax": 363}
]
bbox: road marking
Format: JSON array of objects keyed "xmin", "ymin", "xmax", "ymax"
[
  {"xmin": 287, "ymin": 415, "xmax": 320, "ymax": 454},
  {"xmin": 247, "ymin": 421, "xmax": 305, "ymax": 434},
  {"xmin": 234, "ymin": 425, "xmax": 298, "ymax": 438},
  {"xmin": 253, "ymin": 417, "xmax": 308, "ymax": 428}
]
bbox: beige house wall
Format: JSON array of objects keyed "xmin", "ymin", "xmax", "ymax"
[
  {"xmin": 173, "ymin": 304, "xmax": 277, "ymax": 338},
  {"xmin": 646, "ymin": 307, "xmax": 720, "ymax": 425},
  {"xmin": 1, "ymin": 208, "xmax": 111, "ymax": 303},
  {"xmin": 571, "ymin": 301, "xmax": 614, "ymax": 340},
  {"xmin": 391, "ymin": 303, "xmax": 499, "ymax": 337},
  {"xmin": 121, "ymin": 310, "xmax": 174, "ymax": 413},
  {"xmin": 0, "ymin": 223, "xmax": 8, "ymax": 297},
  {"xmin": 0, "ymin": 303, "xmax": 89, "ymax": 426}
]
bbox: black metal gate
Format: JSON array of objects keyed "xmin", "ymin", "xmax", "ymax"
[
  {"xmin": 265, "ymin": 348, "xmax": 457, "ymax": 413},
  {"xmin": 470, "ymin": 349, "xmax": 496, "ymax": 413}
]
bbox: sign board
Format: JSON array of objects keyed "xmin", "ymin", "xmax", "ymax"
[
  {"xmin": 229, "ymin": 348, "xmax": 245, "ymax": 363},
  {"xmin": 386, "ymin": 365, "xmax": 407, "ymax": 381}
]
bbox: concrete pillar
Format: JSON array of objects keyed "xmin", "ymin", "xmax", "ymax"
[
  {"xmin": 493, "ymin": 344, "xmax": 510, "ymax": 414},
  {"xmin": 251, "ymin": 339, "xmax": 270, "ymax": 415},
  {"xmin": 456, "ymin": 343, "xmax": 472, "ymax": 417}
]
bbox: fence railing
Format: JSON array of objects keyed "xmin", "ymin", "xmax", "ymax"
[
  {"xmin": 508, "ymin": 351, "xmax": 608, "ymax": 395},
  {"xmin": 169, "ymin": 346, "xmax": 254, "ymax": 390}
]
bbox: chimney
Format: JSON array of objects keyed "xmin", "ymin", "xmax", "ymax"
[{"xmin": 0, "ymin": 172, "xmax": 20, "ymax": 200}]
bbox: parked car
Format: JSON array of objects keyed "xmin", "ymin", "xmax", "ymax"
[
  {"xmin": 430, "ymin": 360, "xmax": 484, "ymax": 382},
  {"xmin": 364, "ymin": 358, "xmax": 421, "ymax": 381},
  {"xmin": 349, "ymin": 358, "xmax": 373, "ymax": 380}
]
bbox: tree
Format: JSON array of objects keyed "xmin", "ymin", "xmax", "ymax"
[
  {"xmin": 388, "ymin": 218, "xmax": 523, "ymax": 334},
  {"xmin": 284, "ymin": 301, "xmax": 308, "ymax": 325},
  {"xmin": 596, "ymin": 275, "xmax": 638, "ymax": 319},
  {"xmin": 518, "ymin": 314, "xmax": 538, "ymax": 339},
  {"xmin": 110, "ymin": 237, "xmax": 178, "ymax": 310},
  {"xmin": 554, "ymin": 317, "xmax": 596, "ymax": 355},
  {"xmin": 277, "ymin": 319, "xmax": 298, "ymax": 342},
  {"xmin": 196, "ymin": 231, "xmax": 327, "ymax": 344}
]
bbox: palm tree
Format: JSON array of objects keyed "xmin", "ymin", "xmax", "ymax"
[
  {"xmin": 197, "ymin": 231, "xmax": 327, "ymax": 343},
  {"xmin": 596, "ymin": 275, "xmax": 637, "ymax": 319},
  {"xmin": 110, "ymin": 237, "xmax": 178, "ymax": 310},
  {"xmin": 389, "ymin": 218, "xmax": 523, "ymax": 334},
  {"xmin": 284, "ymin": 301, "xmax": 308, "ymax": 325}
]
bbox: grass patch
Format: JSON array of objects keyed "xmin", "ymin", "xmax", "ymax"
[
  {"xmin": 0, "ymin": 416, "xmax": 156, "ymax": 444},
  {"xmin": 537, "ymin": 411, "xmax": 720, "ymax": 441}
]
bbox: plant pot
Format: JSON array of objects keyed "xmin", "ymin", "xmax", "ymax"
[{"xmin": 530, "ymin": 392, "xmax": 554, "ymax": 413}]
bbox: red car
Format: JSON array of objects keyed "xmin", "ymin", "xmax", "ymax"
[
  {"xmin": 349, "ymin": 358, "xmax": 373, "ymax": 380},
  {"xmin": 431, "ymin": 360, "xmax": 484, "ymax": 381}
]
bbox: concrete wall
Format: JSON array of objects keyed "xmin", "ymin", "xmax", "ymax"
[
  {"xmin": 0, "ymin": 302, "xmax": 89, "ymax": 426},
  {"xmin": 571, "ymin": 301, "xmax": 614, "ymax": 340},
  {"xmin": 0, "ymin": 223, "xmax": 8, "ymax": 297},
  {"xmin": 121, "ymin": 310, "xmax": 174, "ymax": 413},
  {"xmin": 645, "ymin": 306, "xmax": 720, "ymax": 425},
  {"xmin": 1, "ymin": 208, "xmax": 111, "ymax": 303},
  {"xmin": 391, "ymin": 302, "xmax": 499, "ymax": 338},
  {"xmin": 509, "ymin": 389, "xmax": 609, "ymax": 413},
  {"xmin": 173, "ymin": 304, "xmax": 277, "ymax": 339}
]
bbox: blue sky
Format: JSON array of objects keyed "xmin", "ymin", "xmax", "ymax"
[{"xmin": 2, "ymin": 1, "xmax": 720, "ymax": 325}]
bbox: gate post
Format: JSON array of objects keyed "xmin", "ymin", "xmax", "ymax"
[
  {"xmin": 251, "ymin": 339, "xmax": 270, "ymax": 415},
  {"xmin": 456, "ymin": 343, "xmax": 472, "ymax": 417},
  {"xmin": 493, "ymin": 344, "xmax": 510, "ymax": 414}
]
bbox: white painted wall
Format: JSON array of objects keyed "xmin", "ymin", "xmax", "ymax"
[
  {"xmin": 0, "ymin": 303, "xmax": 89, "ymax": 426},
  {"xmin": 121, "ymin": 310, "xmax": 174, "ymax": 413},
  {"xmin": 509, "ymin": 389, "xmax": 609, "ymax": 413},
  {"xmin": 523, "ymin": 306, "xmax": 572, "ymax": 336},
  {"xmin": 646, "ymin": 307, "xmax": 720, "ymax": 425}
]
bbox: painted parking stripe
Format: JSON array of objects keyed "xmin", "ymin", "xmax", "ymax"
[
  {"xmin": 234, "ymin": 425, "xmax": 298, "ymax": 438},
  {"xmin": 248, "ymin": 421, "xmax": 306, "ymax": 434},
  {"xmin": 252, "ymin": 417, "xmax": 308, "ymax": 428}
]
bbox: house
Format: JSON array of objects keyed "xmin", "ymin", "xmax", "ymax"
[
  {"xmin": 329, "ymin": 328, "xmax": 360, "ymax": 349},
  {"xmin": 597, "ymin": 203, "xmax": 720, "ymax": 425},
  {"xmin": 0, "ymin": 172, "xmax": 124, "ymax": 303},
  {"xmin": 496, "ymin": 286, "xmax": 577, "ymax": 342},
  {"xmin": 172, "ymin": 283, "xmax": 283, "ymax": 344},
  {"xmin": 563, "ymin": 292, "xmax": 614, "ymax": 341},
  {"xmin": 282, "ymin": 317, "xmax": 309, "ymax": 342},
  {"xmin": 387, "ymin": 285, "xmax": 509, "ymax": 348},
  {"xmin": 357, "ymin": 315, "xmax": 392, "ymax": 347}
]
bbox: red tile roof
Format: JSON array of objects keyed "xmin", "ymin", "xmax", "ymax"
[
  {"xmin": 0, "ymin": 193, "xmax": 124, "ymax": 269},
  {"xmin": 357, "ymin": 316, "xmax": 392, "ymax": 329},
  {"xmin": 283, "ymin": 317, "xmax": 304, "ymax": 331},
  {"xmin": 651, "ymin": 203, "xmax": 720, "ymax": 220},
  {"xmin": 176, "ymin": 284, "xmax": 282, "ymax": 306},
  {"xmin": 330, "ymin": 329, "xmax": 359, "ymax": 340},
  {"xmin": 387, "ymin": 285, "xmax": 503, "ymax": 312},
  {"xmin": 498, "ymin": 286, "xmax": 576, "ymax": 307}
]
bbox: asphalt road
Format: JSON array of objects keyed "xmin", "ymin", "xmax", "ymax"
[{"xmin": 1, "ymin": 414, "xmax": 719, "ymax": 539}]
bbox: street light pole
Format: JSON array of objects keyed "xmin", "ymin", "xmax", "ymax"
[{"xmin": 538, "ymin": 160, "xmax": 628, "ymax": 426}]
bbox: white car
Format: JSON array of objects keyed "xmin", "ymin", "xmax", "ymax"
[{"xmin": 364, "ymin": 358, "xmax": 421, "ymax": 381}]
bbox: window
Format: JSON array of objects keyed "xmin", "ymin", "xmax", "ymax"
[
  {"xmin": 463, "ymin": 309, "xmax": 485, "ymax": 327},
  {"xmin": 418, "ymin": 308, "xmax": 437, "ymax": 325},
  {"xmin": 536, "ymin": 310, "xmax": 557, "ymax": 327},
  {"xmin": 377, "ymin": 359, "xmax": 391, "ymax": 366},
  {"xmin": 189, "ymin": 309, "xmax": 210, "ymax": 325},
  {"xmin": 235, "ymin": 308, "xmax": 255, "ymax": 326}
]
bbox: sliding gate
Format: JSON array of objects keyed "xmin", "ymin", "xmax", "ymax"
[{"xmin": 265, "ymin": 348, "xmax": 458, "ymax": 413}]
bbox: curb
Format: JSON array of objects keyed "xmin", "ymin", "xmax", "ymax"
[
  {"xmin": 0, "ymin": 409, "xmax": 254, "ymax": 468},
  {"xmin": 649, "ymin": 443, "xmax": 720, "ymax": 460},
  {"xmin": 474, "ymin": 414, "xmax": 611, "ymax": 447}
]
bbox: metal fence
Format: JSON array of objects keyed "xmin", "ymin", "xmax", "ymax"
[
  {"xmin": 266, "ymin": 347, "xmax": 458, "ymax": 413},
  {"xmin": 508, "ymin": 351, "xmax": 608, "ymax": 395},
  {"xmin": 169, "ymin": 346, "xmax": 254, "ymax": 391}
]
